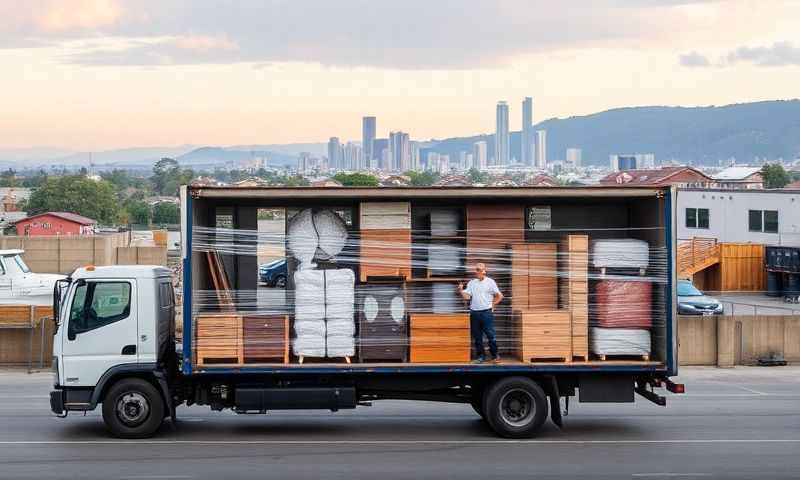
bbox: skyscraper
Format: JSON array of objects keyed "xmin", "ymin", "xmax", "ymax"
[
  {"xmin": 566, "ymin": 148, "xmax": 582, "ymax": 168},
  {"xmin": 536, "ymin": 130, "xmax": 547, "ymax": 168},
  {"xmin": 389, "ymin": 131, "xmax": 410, "ymax": 171},
  {"xmin": 362, "ymin": 116, "xmax": 376, "ymax": 166},
  {"xmin": 343, "ymin": 142, "xmax": 362, "ymax": 171},
  {"xmin": 473, "ymin": 141, "xmax": 488, "ymax": 171},
  {"xmin": 327, "ymin": 137, "xmax": 342, "ymax": 170},
  {"xmin": 521, "ymin": 97, "xmax": 534, "ymax": 166},
  {"xmin": 495, "ymin": 101, "xmax": 509, "ymax": 166}
]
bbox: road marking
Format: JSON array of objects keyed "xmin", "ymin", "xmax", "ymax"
[
  {"xmin": 633, "ymin": 474, "xmax": 711, "ymax": 478},
  {"xmin": 732, "ymin": 385, "xmax": 767, "ymax": 395},
  {"xmin": 120, "ymin": 476, "xmax": 194, "ymax": 480},
  {"xmin": 0, "ymin": 439, "xmax": 796, "ymax": 445}
]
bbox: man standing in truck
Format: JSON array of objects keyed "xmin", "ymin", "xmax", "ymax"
[{"xmin": 458, "ymin": 263, "xmax": 504, "ymax": 363}]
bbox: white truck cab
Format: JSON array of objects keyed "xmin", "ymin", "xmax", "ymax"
[{"xmin": 51, "ymin": 265, "xmax": 176, "ymax": 437}]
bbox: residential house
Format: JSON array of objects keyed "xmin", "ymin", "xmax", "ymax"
[
  {"xmin": 599, "ymin": 166, "xmax": 714, "ymax": 187},
  {"xmin": 14, "ymin": 212, "xmax": 97, "ymax": 236},
  {"xmin": 712, "ymin": 166, "xmax": 764, "ymax": 189}
]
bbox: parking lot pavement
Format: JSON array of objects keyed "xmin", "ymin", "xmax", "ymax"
[{"xmin": 0, "ymin": 366, "xmax": 798, "ymax": 479}]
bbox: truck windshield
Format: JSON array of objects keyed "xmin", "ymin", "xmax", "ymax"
[{"xmin": 14, "ymin": 255, "xmax": 30, "ymax": 273}]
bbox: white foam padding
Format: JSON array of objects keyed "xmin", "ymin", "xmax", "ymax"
[
  {"xmin": 293, "ymin": 321, "xmax": 326, "ymax": 337},
  {"xmin": 590, "ymin": 327, "xmax": 651, "ymax": 356},
  {"xmin": 287, "ymin": 209, "xmax": 318, "ymax": 265},
  {"xmin": 313, "ymin": 209, "xmax": 348, "ymax": 259},
  {"xmin": 326, "ymin": 335, "xmax": 355, "ymax": 357},
  {"xmin": 293, "ymin": 335, "xmax": 326, "ymax": 357},
  {"xmin": 591, "ymin": 239, "xmax": 650, "ymax": 269}
]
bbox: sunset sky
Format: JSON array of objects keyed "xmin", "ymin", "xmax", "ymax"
[{"xmin": 1, "ymin": 0, "xmax": 799, "ymax": 150}]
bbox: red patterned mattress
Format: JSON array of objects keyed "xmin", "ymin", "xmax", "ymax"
[{"xmin": 592, "ymin": 279, "xmax": 653, "ymax": 328}]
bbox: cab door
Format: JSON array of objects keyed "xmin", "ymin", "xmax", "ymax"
[{"xmin": 61, "ymin": 279, "xmax": 138, "ymax": 387}]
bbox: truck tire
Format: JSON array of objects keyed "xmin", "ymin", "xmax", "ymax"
[
  {"xmin": 102, "ymin": 378, "xmax": 164, "ymax": 439},
  {"xmin": 482, "ymin": 377, "xmax": 548, "ymax": 438}
]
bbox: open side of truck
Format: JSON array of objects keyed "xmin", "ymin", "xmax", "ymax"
[{"xmin": 50, "ymin": 186, "xmax": 683, "ymax": 439}]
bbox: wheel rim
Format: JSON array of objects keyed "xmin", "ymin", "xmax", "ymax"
[
  {"xmin": 276, "ymin": 277, "xmax": 286, "ymax": 288},
  {"xmin": 498, "ymin": 388, "xmax": 535, "ymax": 427},
  {"xmin": 116, "ymin": 392, "xmax": 150, "ymax": 426}
]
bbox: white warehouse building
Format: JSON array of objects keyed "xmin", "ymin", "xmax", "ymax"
[{"xmin": 677, "ymin": 188, "xmax": 800, "ymax": 246}]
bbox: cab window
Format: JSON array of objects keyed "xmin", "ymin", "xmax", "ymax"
[{"xmin": 68, "ymin": 282, "xmax": 132, "ymax": 338}]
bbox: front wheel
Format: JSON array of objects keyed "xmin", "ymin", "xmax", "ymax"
[
  {"xmin": 483, "ymin": 377, "xmax": 548, "ymax": 438},
  {"xmin": 102, "ymin": 378, "xmax": 164, "ymax": 439}
]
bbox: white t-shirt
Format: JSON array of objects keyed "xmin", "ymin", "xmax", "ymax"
[{"xmin": 464, "ymin": 277, "xmax": 501, "ymax": 311}]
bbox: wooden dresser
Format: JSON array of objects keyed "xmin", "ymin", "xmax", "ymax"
[
  {"xmin": 358, "ymin": 284, "xmax": 408, "ymax": 362},
  {"xmin": 560, "ymin": 235, "xmax": 589, "ymax": 361},
  {"xmin": 512, "ymin": 309, "xmax": 572, "ymax": 362},
  {"xmin": 242, "ymin": 314, "xmax": 289, "ymax": 363},
  {"xmin": 409, "ymin": 313, "xmax": 470, "ymax": 363},
  {"xmin": 195, "ymin": 315, "xmax": 243, "ymax": 366},
  {"xmin": 359, "ymin": 202, "xmax": 412, "ymax": 282}
]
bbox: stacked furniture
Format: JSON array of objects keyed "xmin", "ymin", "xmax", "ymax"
[
  {"xmin": 359, "ymin": 202, "xmax": 412, "ymax": 282},
  {"xmin": 589, "ymin": 238, "xmax": 652, "ymax": 360},
  {"xmin": 560, "ymin": 235, "xmax": 589, "ymax": 361},
  {"xmin": 358, "ymin": 283, "xmax": 408, "ymax": 361},
  {"xmin": 512, "ymin": 310, "xmax": 572, "ymax": 362},
  {"xmin": 409, "ymin": 313, "xmax": 470, "ymax": 363},
  {"xmin": 293, "ymin": 268, "xmax": 327, "ymax": 360},
  {"xmin": 293, "ymin": 268, "xmax": 355, "ymax": 362},
  {"xmin": 466, "ymin": 204, "xmax": 524, "ymax": 355},
  {"xmin": 196, "ymin": 314, "xmax": 290, "ymax": 365},
  {"xmin": 511, "ymin": 243, "xmax": 558, "ymax": 311},
  {"xmin": 242, "ymin": 315, "xmax": 290, "ymax": 363},
  {"xmin": 324, "ymin": 268, "xmax": 356, "ymax": 360}
]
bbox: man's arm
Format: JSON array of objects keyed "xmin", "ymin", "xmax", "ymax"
[
  {"xmin": 492, "ymin": 291, "xmax": 504, "ymax": 308},
  {"xmin": 458, "ymin": 281, "xmax": 472, "ymax": 301}
]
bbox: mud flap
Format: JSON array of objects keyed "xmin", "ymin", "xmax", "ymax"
[
  {"xmin": 547, "ymin": 376, "xmax": 563, "ymax": 429},
  {"xmin": 153, "ymin": 370, "xmax": 177, "ymax": 427}
]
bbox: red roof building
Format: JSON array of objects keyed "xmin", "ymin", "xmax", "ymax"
[
  {"xmin": 14, "ymin": 212, "xmax": 97, "ymax": 236},
  {"xmin": 599, "ymin": 166, "xmax": 714, "ymax": 187}
]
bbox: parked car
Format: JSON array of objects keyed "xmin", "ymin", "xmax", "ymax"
[
  {"xmin": 259, "ymin": 258, "xmax": 287, "ymax": 287},
  {"xmin": 677, "ymin": 279, "xmax": 723, "ymax": 315}
]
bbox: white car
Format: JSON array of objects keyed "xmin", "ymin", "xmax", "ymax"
[{"xmin": 0, "ymin": 249, "xmax": 65, "ymax": 305}]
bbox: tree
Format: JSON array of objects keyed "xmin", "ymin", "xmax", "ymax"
[
  {"xmin": 125, "ymin": 200, "xmax": 152, "ymax": 225},
  {"xmin": 760, "ymin": 163, "xmax": 790, "ymax": 189},
  {"xmin": 25, "ymin": 175, "xmax": 120, "ymax": 224},
  {"xmin": 406, "ymin": 170, "xmax": 439, "ymax": 186},
  {"xmin": 152, "ymin": 202, "xmax": 180, "ymax": 225},
  {"xmin": 151, "ymin": 158, "xmax": 193, "ymax": 196},
  {"xmin": 0, "ymin": 169, "xmax": 19, "ymax": 187},
  {"xmin": 332, "ymin": 172, "xmax": 380, "ymax": 186},
  {"xmin": 466, "ymin": 168, "xmax": 489, "ymax": 185}
]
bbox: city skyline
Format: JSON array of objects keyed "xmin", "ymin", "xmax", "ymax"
[{"xmin": 1, "ymin": 1, "xmax": 799, "ymax": 150}]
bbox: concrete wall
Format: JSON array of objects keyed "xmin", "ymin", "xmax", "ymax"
[
  {"xmin": 677, "ymin": 189, "xmax": 800, "ymax": 246},
  {"xmin": 117, "ymin": 246, "xmax": 168, "ymax": 266}
]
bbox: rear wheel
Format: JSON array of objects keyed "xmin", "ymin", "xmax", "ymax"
[
  {"xmin": 483, "ymin": 377, "xmax": 548, "ymax": 438},
  {"xmin": 274, "ymin": 275, "xmax": 287, "ymax": 288},
  {"xmin": 102, "ymin": 378, "xmax": 164, "ymax": 439}
]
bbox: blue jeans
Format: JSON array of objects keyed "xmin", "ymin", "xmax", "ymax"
[{"xmin": 470, "ymin": 309, "xmax": 498, "ymax": 359}]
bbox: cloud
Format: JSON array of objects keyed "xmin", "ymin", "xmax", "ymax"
[
  {"xmin": 725, "ymin": 41, "xmax": 800, "ymax": 67},
  {"xmin": 0, "ymin": 0, "xmax": 796, "ymax": 69},
  {"xmin": 679, "ymin": 51, "xmax": 711, "ymax": 67}
]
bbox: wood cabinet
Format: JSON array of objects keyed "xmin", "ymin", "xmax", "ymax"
[
  {"xmin": 358, "ymin": 284, "xmax": 408, "ymax": 361},
  {"xmin": 409, "ymin": 313, "xmax": 470, "ymax": 363},
  {"xmin": 359, "ymin": 229, "xmax": 412, "ymax": 282},
  {"xmin": 511, "ymin": 243, "xmax": 558, "ymax": 311},
  {"xmin": 512, "ymin": 310, "xmax": 572, "ymax": 362},
  {"xmin": 465, "ymin": 204, "xmax": 525, "ymax": 272},
  {"xmin": 560, "ymin": 234, "xmax": 589, "ymax": 361},
  {"xmin": 242, "ymin": 315, "xmax": 289, "ymax": 363},
  {"xmin": 195, "ymin": 315, "xmax": 243, "ymax": 366}
]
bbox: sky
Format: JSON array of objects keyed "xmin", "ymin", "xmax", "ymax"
[{"xmin": 1, "ymin": 0, "xmax": 799, "ymax": 151}]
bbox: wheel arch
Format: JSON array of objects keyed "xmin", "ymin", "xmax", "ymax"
[{"xmin": 89, "ymin": 363, "xmax": 163, "ymax": 409}]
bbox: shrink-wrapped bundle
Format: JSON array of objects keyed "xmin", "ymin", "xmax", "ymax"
[
  {"xmin": 287, "ymin": 209, "xmax": 318, "ymax": 265},
  {"xmin": 293, "ymin": 321, "xmax": 326, "ymax": 337},
  {"xmin": 324, "ymin": 269, "xmax": 355, "ymax": 318},
  {"xmin": 287, "ymin": 208, "xmax": 349, "ymax": 266},
  {"xmin": 432, "ymin": 283, "xmax": 464, "ymax": 313},
  {"xmin": 292, "ymin": 335, "xmax": 326, "ymax": 358},
  {"xmin": 325, "ymin": 319, "xmax": 356, "ymax": 336},
  {"xmin": 326, "ymin": 335, "xmax": 355, "ymax": 358},
  {"xmin": 590, "ymin": 327, "xmax": 651, "ymax": 356},
  {"xmin": 593, "ymin": 279, "xmax": 652, "ymax": 328},
  {"xmin": 314, "ymin": 209, "xmax": 348, "ymax": 259},
  {"xmin": 429, "ymin": 209, "xmax": 460, "ymax": 237},
  {"xmin": 428, "ymin": 243, "xmax": 462, "ymax": 276},
  {"xmin": 591, "ymin": 239, "xmax": 649, "ymax": 269}
]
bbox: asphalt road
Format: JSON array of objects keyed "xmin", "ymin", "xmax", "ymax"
[{"xmin": 0, "ymin": 367, "xmax": 798, "ymax": 479}]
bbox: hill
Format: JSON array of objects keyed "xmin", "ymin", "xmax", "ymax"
[{"xmin": 429, "ymin": 100, "xmax": 800, "ymax": 166}]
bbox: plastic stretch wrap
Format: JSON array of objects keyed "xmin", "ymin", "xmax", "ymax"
[
  {"xmin": 191, "ymin": 207, "xmax": 670, "ymax": 366},
  {"xmin": 591, "ymin": 239, "xmax": 650, "ymax": 269},
  {"xmin": 592, "ymin": 279, "xmax": 653, "ymax": 328},
  {"xmin": 590, "ymin": 327, "xmax": 651, "ymax": 356}
]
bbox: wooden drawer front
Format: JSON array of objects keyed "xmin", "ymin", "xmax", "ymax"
[
  {"xmin": 410, "ymin": 314, "xmax": 469, "ymax": 330},
  {"xmin": 518, "ymin": 310, "xmax": 571, "ymax": 324},
  {"xmin": 568, "ymin": 280, "xmax": 588, "ymax": 294},
  {"xmin": 564, "ymin": 235, "xmax": 589, "ymax": 252},
  {"xmin": 411, "ymin": 328, "xmax": 470, "ymax": 347},
  {"xmin": 521, "ymin": 337, "xmax": 571, "ymax": 350},
  {"xmin": 410, "ymin": 347, "xmax": 470, "ymax": 363},
  {"xmin": 360, "ymin": 229, "xmax": 411, "ymax": 281},
  {"xmin": 361, "ymin": 345, "xmax": 407, "ymax": 361},
  {"xmin": 243, "ymin": 315, "xmax": 287, "ymax": 336},
  {"xmin": 361, "ymin": 201, "xmax": 410, "ymax": 217},
  {"xmin": 524, "ymin": 323, "xmax": 571, "ymax": 337},
  {"xmin": 570, "ymin": 291, "xmax": 588, "ymax": 306},
  {"xmin": 361, "ymin": 324, "xmax": 405, "ymax": 337}
]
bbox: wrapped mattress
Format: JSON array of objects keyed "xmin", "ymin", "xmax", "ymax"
[
  {"xmin": 293, "ymin": 267, "xmax": 355, "ymax": 358},
  {"xmin": 592, "ymin": 279, "xmax": 652, "ymax": 328},
  {"xmin": 428, "ymin": 243, "xmax": 462, "ymax": 276},
  {"xmin": 432, "ymin": 283, "xmax": 464, "ymax": 313},
  {"xmin": 590, "ymin": 327, "xmax": 651, "ymax": 356},
  {"xmin": 326, "ymin": 335, "xmax": 355, "ymax": 358},
  {"xmin": 287, "ymin": 208, "xmax": 349, "ymax": 266},
  {"xmin": 591, "ymin": 239, "xmax": 649, "ymax": 269},
  {"xmin": 292, "ymin": 335, "xmax": 326, "ymax": 358}
]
